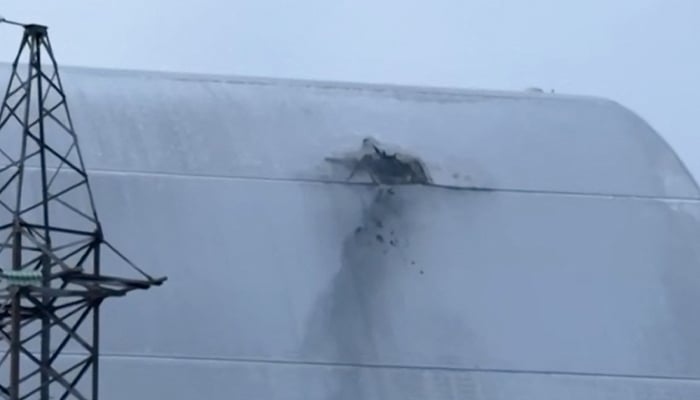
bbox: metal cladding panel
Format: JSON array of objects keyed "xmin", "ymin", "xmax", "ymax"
[
  {"xmin": 94, "ymin": 357, "xmax": 700, "ymax": 400},
  {"xmin": 1, "ymin": 66, "xmax": 699, "ymax": 397},
  {"xmin": 71, "ymin": 172, "xmax": 700, "ymax": 398},
  {"xmin": 15, "ymin": 355, "xmax": 700, "ymax": 400},
  {"xmin": 0, "ymin": 64, "xmax": 696, "ymax": 198}
]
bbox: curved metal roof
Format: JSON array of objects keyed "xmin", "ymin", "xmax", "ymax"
[
  {"xmin": 3, "ymin": 64, "xmax": 694, "ymax": 199},
  {"xmin": 3, "ymin": 66, "xmax": 700, "ymax": 398}
]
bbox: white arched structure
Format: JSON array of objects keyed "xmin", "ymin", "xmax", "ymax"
[{"xmin": 3, "ymin": 65, "xmax": 700, "ymax": 399}]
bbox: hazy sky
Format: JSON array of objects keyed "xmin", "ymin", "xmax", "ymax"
[{"xmin": 2, "ymin": 1, "xmax": 699, "ymax": 181}]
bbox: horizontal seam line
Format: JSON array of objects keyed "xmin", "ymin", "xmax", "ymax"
[
  {"xmin": 56, "ymin": 351, "xmax": 700, "ymax": 383},
  {"xmin": 76, "ymin": 166, "xmax": 700, "ymax": 202},
  {"xmin": 17, "ymin": 165, "xmax": 700, "ymax": 201},
  {"xmin": 50, "ymin": 64, "xmax": 587, "ymax": 102}
]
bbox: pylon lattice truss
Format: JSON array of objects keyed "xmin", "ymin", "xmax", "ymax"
[{"xmin": 0, "ymin": 23, "xmax": 165, "ymax": 400}]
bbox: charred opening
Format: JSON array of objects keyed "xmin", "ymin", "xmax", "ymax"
[{"xmin": 326, "ymin": 137, "xmax": 432, "ymax": 185}]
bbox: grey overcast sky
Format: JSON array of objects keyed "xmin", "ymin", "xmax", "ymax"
[{"xmin": 2, "ymin": 1, "xmax": 699, "ymax": 181}]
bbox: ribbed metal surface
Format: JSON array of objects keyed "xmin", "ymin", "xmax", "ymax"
[
  {"xmin": 0, "ymin": 64, "xmax": 696, "ymax": 198},
  {"xmin": 2, "ymin": 66, "xmax": 700, "ymax": 398},
  {"xmin": 99, "ymin": 176, "xmax": 700, "ymax": 398}
]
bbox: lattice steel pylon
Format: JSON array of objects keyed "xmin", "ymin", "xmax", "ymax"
[{"xmin": 0, "ymin": 22, "xmax": 166, "ymax": 399}]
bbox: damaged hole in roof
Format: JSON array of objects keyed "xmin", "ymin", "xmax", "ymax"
[{"xmin": 325, "ymin": 136, "xmax": 432, "ymax": 185}]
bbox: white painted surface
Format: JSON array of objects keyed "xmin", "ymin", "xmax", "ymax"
[
  {"xmin": 0, "ymin": 64, "xmax": 696, "ymax": 198},
  {"xmin": 97, "ymin": 174, "xmax": 700, "ymax": 398},
  {"xmin": 1, "ymin": 68, "xmax": 700, "ymax": 398}
]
